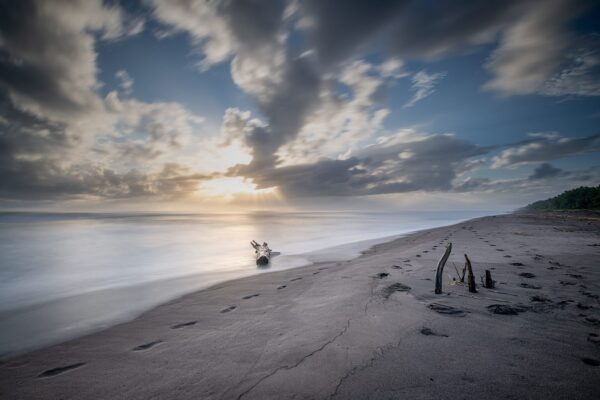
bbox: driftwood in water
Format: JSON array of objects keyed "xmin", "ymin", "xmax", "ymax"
[
  {"xmin": 464, "ymin": 254, "xmax": 477, "ymax": 293},
  {"xmin": 434, "ymin": 242, "xmax": 452, "ymax": 294},
  {"xmin": 251, "ymin": 240, "xmax": 271, "ymax": 265},
  {"xmin": 481, "ymin": 269, "xmax": 495, "ymax": 289}
]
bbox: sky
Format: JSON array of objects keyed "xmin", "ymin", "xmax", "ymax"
[{"xmin": 0, "ymin": 0, "xmax": 599, "ymax": 212}]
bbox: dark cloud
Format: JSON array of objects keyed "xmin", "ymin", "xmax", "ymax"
[
  {"xmin": 387, "ymin": 0, "xmax": 520, "ymax": 59},
  {"xmin": 0, "ymin": 0, "xmax": 141, "ymax": 121},
  {"xmin": 235, "ymin": 133, "xmax": 488, "ymax": 197},
  {"xmin": 529, "ymin": 163, "xmax": 563, "ymax": 180},
  {"xmin": 493, "ymin": 133, "xmax": 600, "ymax": 167},
  {"xmin": 301, "ymin": 0, "xmax": 407, "ymax": 67}
]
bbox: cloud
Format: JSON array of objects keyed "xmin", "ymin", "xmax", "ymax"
[
  {"xmin": 528, "ymin": 163, "xmax": 563, "ymax": 180},
  {"xmin": 0, "ymin": 1, "xmax": 215, "ymax": 201},
  {"xmin": 149, "ymin": 0, "xmax": 597, "ymax": 192},
  {"xmin": 115, "ymin": 70, "xmax": 134, "ymax": 95},
  {"xmin": 1, "ymin": 0, "xmax": 598, "ymax": 204},
  {"xmin": 148, "ymin": 0, "xmax": 287, "ymax": 69},
  {"xmin": 492, "ymin": 132, "xmax": 600, "ymax": 168},
  {"xmin": 275, "ymin": 59, "xmax": 394, "ymax": 165},
  {"xmin": 540, "ymin": 43, "xmax": 600, "ymax": 97},
  {"xmin": 404, "ymin": 70, "xmax": 446, "ymax": 107},
  {"xmin": 0, "ymin": 0, "xmax": 142, "ymax": 123},
  {"xmin": 483, "ymin": 0, "xmax": 586, "ymax": 96},
  {"xmin": 387, "ymin": 0, "xmax": 519, "ymax": 59},
  {"xmin": 235, "ymin": 130, "xmax": 488, "ymax": 197}
]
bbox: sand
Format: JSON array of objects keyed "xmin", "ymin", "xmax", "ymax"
[{"xmin": 1, "ymin": 212, "xmax": 599, "ymax": 399}]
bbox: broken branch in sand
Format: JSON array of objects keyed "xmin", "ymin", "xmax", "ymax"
[
  {"xmin": 464, "ymin": 254, "xmax": 477, "ymax": 293},
  {"xmin": 453, "ymin": 261, "xmax": 466, "ymax": 282},
  {"xmin": 435, "ymin": 242, "xmax": 452, "ymax": 294},
  {"xmin": 482, "ymin": 269, "xmax": 495, "ymax": 289}
]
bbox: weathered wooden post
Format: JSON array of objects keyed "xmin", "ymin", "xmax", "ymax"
[
  {"xmin": 483, "ymin": 269, "xmax": 494, "ymax": 289},
  {"xmin": 434, "ymin": 242, "xmax": 452, "ymax": 294},
  {"xmin": 464, "ymin": 254, "xmax": 477, "ymax": 293}
]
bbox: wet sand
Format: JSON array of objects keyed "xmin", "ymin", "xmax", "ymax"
[{"xmin": 1, "ymin": 212, "xmax": 599, "ymax": 399}]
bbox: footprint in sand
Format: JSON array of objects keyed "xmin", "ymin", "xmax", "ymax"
[
  {"xmin": 519, "ymin": 272, "xmax": 536, "ymax": 278},
  {"xmin": 577, "ymin": 303, "xmax": 592, "ymax": 310},
  {"xmin": 427, "ymin": 303, "xmax": 466, "ymax": 317},
  {"xmin": 580, "ymin": 290, "xmax": 599, "ymax": 300},
  {"xmin": 510, "ymin": 262, "xmax": 525, "ymax": 266},
  {"xmin": 559, "ymin": 280, "xmax": 576, "ymax": 286},
  {"xmin": 487, "ymin": 304, "xmax": 529, "ymax": 315},
  {"xmin": 171, "ymin": 321, "xmax": 197, "ymax": 329},
  {"xmin": 519, "ymin": 283, "xmax": 542, "ymax": 289},
  {"xmin": 504, "ymin": 255, "xmax": 512, "ymax": 258},
  {"xmin": 38, "ymin": 363, "xmax": 86, "ymax": 378},
  {"xmin": 133, "ymin": 340, "xmax": 163, "ymax": 351},
  {"xmin": 530, "ymin": 295, "xmax": 551, "ymax": 303},
  {"xmin": 290, "ymin": 277, "xmax": 303, "ymax": 282},
  {"xmin": 588, "ymin": 333, "xmax": 600, "ymax": 345},
  {"xmin": 420, "ymin": 327, "xmax": 448, "ymax": 337},
  {"xmin": 581, "ymin": 357, "xmax": 600, "ymax": 366},
  {"xmin": 416, "ymin": 254, "xmax": 421, "ymax": 258},
  {"xmin": 375, "ymin": 272, "xmax": 389, "ymax": 279},
  {"xmin": 496, "ymin": 249, "xmax": 504, "ymax": 252},
  {"xmin": 277, "ymin": 285, "xmax": 287, "ymax": 290},
  {"xmin": 392, "ymin": 265, "xmax": 402, "ymax": 269},
  {"xmin": 220, "ymin": 306, "xmax": 237, "ymax": 314},
  {"xmin": 383, "ymin": 282, "xmax": 411, "ymax": 298},
  {"xmin": 242, "ymin": 294, "xmax": 260, "ymax": 300},
  {"xmin": 313, "ymin": 271, "xmax": 320, "ymax": 275}
]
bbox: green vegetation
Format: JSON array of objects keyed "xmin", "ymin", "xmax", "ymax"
[{"xmin": 525, "ymin": 185, "xmax": 600, "ymax": 210}]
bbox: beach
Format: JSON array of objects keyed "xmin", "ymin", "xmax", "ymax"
[{"xmin": 1, "ymin": 212, "xmax": 599, "ymax": 399}]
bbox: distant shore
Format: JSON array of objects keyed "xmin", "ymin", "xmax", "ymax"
[{"xmin": 1, "ymin": 212, "xmax": 599, "ymax": 399}]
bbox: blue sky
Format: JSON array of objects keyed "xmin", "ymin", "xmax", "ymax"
[{"xmin": 0, "ymin": 0, "xmax": 599, "ymax": 210}]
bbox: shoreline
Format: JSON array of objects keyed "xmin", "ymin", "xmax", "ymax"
[
  {"xmin": 0, "ymin": 212, "xmax": 488, "ymax": 359},
  {"xmin": 0, "ymin": 232, "xmax": 409, "ymax": 359},
  {"xmin": 1, "ymin": 212, "xmax": 599, "ymax": 399}
]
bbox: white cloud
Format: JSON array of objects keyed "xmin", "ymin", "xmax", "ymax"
[
  {"xmin": 404, "ymin": 70, "xmax": 446, "ymax": 107},
  {"xmin": 115, "ymin": 70, "xmax": 134, "ymax": 95}
]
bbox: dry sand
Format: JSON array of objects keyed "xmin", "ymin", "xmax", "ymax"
[{"xmin": 1, "ymin": 212, "xmax": 599, "ymax": 399}]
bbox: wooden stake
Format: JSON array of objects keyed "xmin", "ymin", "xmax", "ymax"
[
  {"xmin": 434, "ymin": 242, "xmax": 452, "ymax": 294},
  {"xmin": 464, "ymin": 254, "xmax": 477, "ymax": 293},
  {"xmin": 483, "ymin": 269, "xmax": 494, "ymax": 289}
]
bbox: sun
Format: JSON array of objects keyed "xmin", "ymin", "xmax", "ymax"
[{"xmin": 199, "ymin": 177, "xmax": 275, "ymax": 199}]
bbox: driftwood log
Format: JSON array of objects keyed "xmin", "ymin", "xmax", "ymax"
[
  {"xmin": 464, "ymin": 254, "xmax": 477, "ymax": 293},
  {"xmin": 434, "ymin": 242, "xmax": 452, "ymax": 294},
  {"xmin": 251, "ymin": 240, "xmax": 271, "ymax": 265}
]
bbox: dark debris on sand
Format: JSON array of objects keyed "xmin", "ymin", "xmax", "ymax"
[{"xmin": 487, "ymin": 304, "xmax": 529, "ymax": 315}]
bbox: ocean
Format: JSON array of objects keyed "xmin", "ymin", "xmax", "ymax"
[{"xmin": 0, "ymin": 210, "xmax": 496, "ymax": 357}]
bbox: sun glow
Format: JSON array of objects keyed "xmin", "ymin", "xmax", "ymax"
[{"xmin": 199, "ymin": 177, "xmax": 276, "ymax": 199}]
